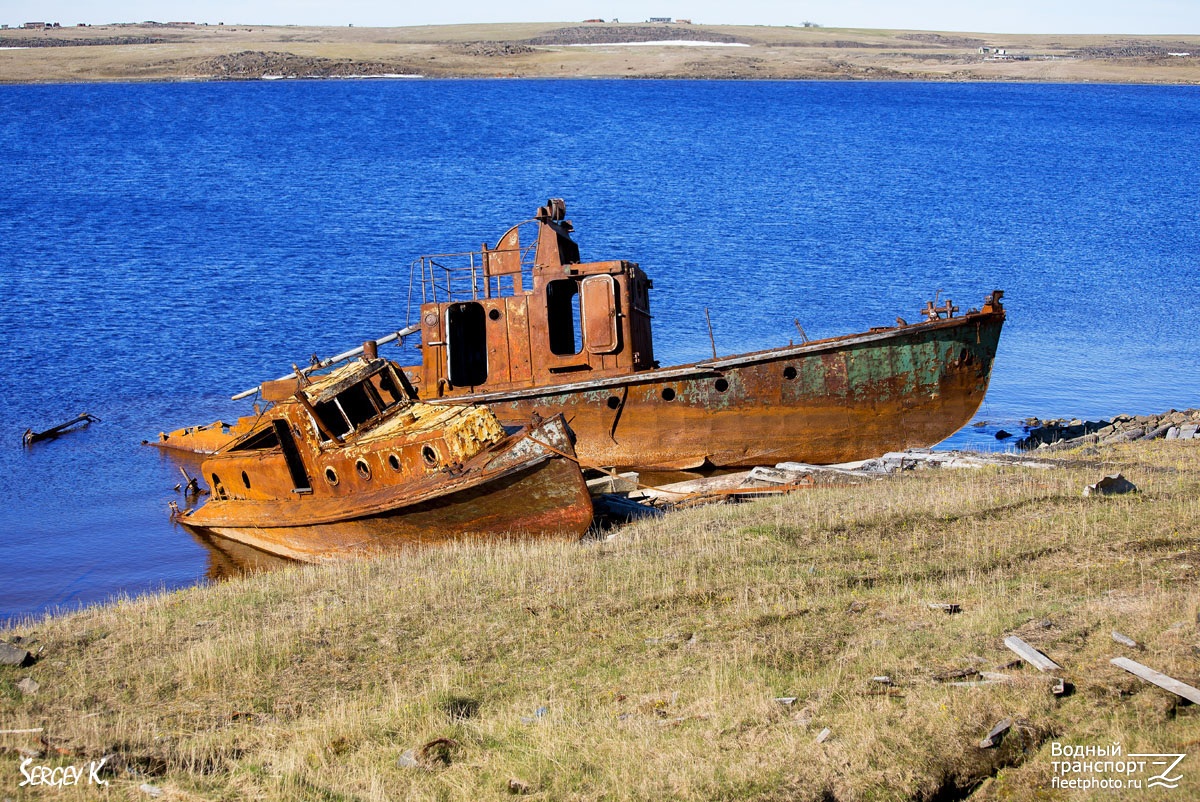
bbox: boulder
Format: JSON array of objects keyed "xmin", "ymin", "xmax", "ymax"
[
  {"xmin": 0, "ymin": 642, "xmax": 32, "ymax": 667},
  {"xmin": 1083, "ymin": 473, "xmax": 1138, "ymax": 497},
  {"xmin": 1101, "ymin": 427, "xmax": 1143, "ymax": 445}
]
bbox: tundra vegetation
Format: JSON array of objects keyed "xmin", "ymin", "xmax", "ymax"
[
  {"xmin": 1, "ymin": 22, "xmax": 1198, "ymax": 83},
  {"xmin": 2, "ymin": 436, "xmax": 1199, "ymax": 800}
]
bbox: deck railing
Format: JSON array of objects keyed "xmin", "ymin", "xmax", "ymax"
[{"xmin": 407, "ymin": 238, "xmax": 537, "ymax": 320}]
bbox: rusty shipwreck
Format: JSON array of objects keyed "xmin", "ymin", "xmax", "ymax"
[
  {"xmin": 174, "ymin": 351, "xmax": 594, "ymax": 561},
  {"xmin": 155, "ymin": 199, "xmax": 1006, "ymax": 470}
]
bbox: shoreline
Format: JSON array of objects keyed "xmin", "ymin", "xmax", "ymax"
[
  {"xmin": 2, "ymin": 22, "xmax": 1199, "ymax": 84},
  {"xmin": 2, "ymin": 433, "xmax": 1198, "ymax": 798}
]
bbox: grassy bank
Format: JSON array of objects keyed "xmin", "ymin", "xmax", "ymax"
[
  {"xmin": 2, "ymin": 438, "xmax": 1199, "ymax": 800},
  {"xmin": 1, "ymin": 22, "xmax": 1199, "ymax": 83}
]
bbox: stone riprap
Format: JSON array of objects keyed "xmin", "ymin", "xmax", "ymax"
[{"xmin": 1017, "ymin": 409, "xmax": 1200, "ymax": 451}]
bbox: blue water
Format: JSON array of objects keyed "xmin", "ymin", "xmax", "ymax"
[{"xmin": 1, "ymin": 80, "xmax": 1198, "ymax": 622}]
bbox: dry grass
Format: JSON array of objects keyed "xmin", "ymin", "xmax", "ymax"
[
  {"xmin": 2, "ymin": 439, "xmax": 1200, "ymax": 800},
  {"xmin": 1, "ymin": 23, "xmax": 1199, "ymax": 83}
]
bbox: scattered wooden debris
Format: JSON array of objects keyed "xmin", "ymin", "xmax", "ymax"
[
  {"xmin": 585, "ymin": 471, "xmax": 639, "ymax": 495},
  {"xmin": 21, "ymin": 412, "xmax": 99, "ymax": 447},
  {"xmin": 1003, "ymin": 635, "xmax": 1062, "ymax": 672},
  {"xmin": 859, "ymin": 450, "xmax": 1059, "ymax": 473},
  {"xmin": 815, "ymin": 727, "xmax": 832, "ymax": 743},
  {"xmin": 177, "ymin": 466, "xmax": 202, "ymax": 497},
  {"xmin": 928, "ymin": 602, "xmax": 962, "ymax": 614},
  {"xmin": 628, "ymin": 470, "xmax": 812, "ymax": 505},
  {"xmin": 629, "ymin": 472, "xmax": 754, "ymax": 503},
  {"xmin": 934, "ymin": 667, "xmax": 981, "ymax": 681},
  {"xmin": 591, "ymin": 493, "xmax": 664, "ymax": 524},
  {"xmin": 775, "ymin": 460, "xmax": 876, "ymax": 478},
  {"xmin": 1110, "ymin": 657, "xmax": 1200, "ymax": 704},
  {"xmin": 1111, "ymin": 630, "xmax": 1140, "ymax": 649},
  {"xmin": 979, "ymin": 718, "xmax": 1012, "ymax": 748},
  {"xmin": 949, "ymin": 673, "xmax": 1014, "ymax": 688}
]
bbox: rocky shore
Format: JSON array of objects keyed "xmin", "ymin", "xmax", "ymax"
[
  {"xmin": 186, "ymin": 50, "xmax": 418, "ymax": 79},
  {"xmin": 1016, "ymin": 408, "xmax": 1200, "ymax": 451}
]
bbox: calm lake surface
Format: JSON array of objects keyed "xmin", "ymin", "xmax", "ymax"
[{"xmin": 1, "ymin": 80, "xmax": 1198, "ymax": 622}]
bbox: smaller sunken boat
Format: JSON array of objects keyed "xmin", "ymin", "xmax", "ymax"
[{"xmin": 176, "ymin": 348, "xmax": 593, "ymax": 561}]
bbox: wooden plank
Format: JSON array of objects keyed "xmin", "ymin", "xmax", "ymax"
[
  {"xmin": 1003, "ymin": 635, "xmax": 1062, "ymax": 672},
  {"xmin": 928, "ymin": 602, "xmax": 962, "ymax": 614},
  {"xmin": 1110, "ymin": 657, "xmax": 1200, "ymax": 705},
  {"xmin": 979, "ymin": 718, "xmax": 1013, "ymax": 748}
]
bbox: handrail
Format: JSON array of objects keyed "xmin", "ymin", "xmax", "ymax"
[
  {"xmin": 230, "ymin": 325, "xmax": 420, "ymax": 401},
  {"xmin": 405, "ymin": 241, "xmax": 536, "ymax": 321}
]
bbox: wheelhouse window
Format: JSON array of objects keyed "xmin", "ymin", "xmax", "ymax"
[
  {"xmin": 547, "ymin": 278, "xmax": 583, "ymax": 356},
  {"xmin": 447, "ymin": 302, "xmax": 488, "ymax": 387},
  {"xmin": 308, "ymin": 363, "xmax": 410, "ymax": 442},
  {"xmin": 229, "ymin": 426, "xmax": 281, "ymax": 451}
]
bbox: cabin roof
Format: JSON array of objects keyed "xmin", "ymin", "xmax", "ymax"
[{"xmin": 301, "ymin": 358, "xmax": 388, "ymax": 404}]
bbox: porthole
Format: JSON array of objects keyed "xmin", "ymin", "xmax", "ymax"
[
  {"xmin": 388, "ymin": 453, "xmax": 401, "ymax": 472},
  {"xmin": 356, "ymin": 459, "xmax": 372, "ymax": 480},
  {"xmin": 241, "ymin": 471, "xmax": 251, "ymax": 489},
  {"xmin": 488, "ymin": 308, "xmax": 501, "ymax": 321},
  {"xmin": 422, "ymin": 445, "xmax": 439, "ymax": 468},
  {"xmin": 325, "ymin": 467, "xmax": 339, "ymax": 486},
  {"xmin": 714, "ymin": 378, "xmax": 729, "ymax": 392},
  {"xmin": 606, "ymin": 395, "xmax": 621, "ymax": 410},
  {"xmin": 783, "ymin": 366, "xmax": 797, "ymax": 380},
  {"xmin": 661, "ymin": 387, "xmax": 676, "ymax": 402}
]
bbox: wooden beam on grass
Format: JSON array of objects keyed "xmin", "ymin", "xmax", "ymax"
[
  {"xmin": 1110, "ymin": 657, "xmax": 1200, "ymax": 705},
  {"xmin": 979, "ymin": 718, "xmax": 1012, "ymax": 748},
  {"xmin": 1003, "ymin": 636, "xmax": 1062, "ymax": 672}
]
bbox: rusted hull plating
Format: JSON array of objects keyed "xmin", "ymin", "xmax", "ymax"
[
  {"xmin": 177, "ymin": 404, "xmax": 594, "ymax": 562},
  {"xmin": 181, "ymin": 457, "xmax": 590, "ymax": 562},
  {"xmin": 449, "ymin": 310, "xmax": 1005, "ymax": 469}
]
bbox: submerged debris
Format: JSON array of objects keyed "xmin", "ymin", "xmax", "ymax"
[{"xmin": 22, "ymin": 412, "xmax": 99, "ymax": 447}]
